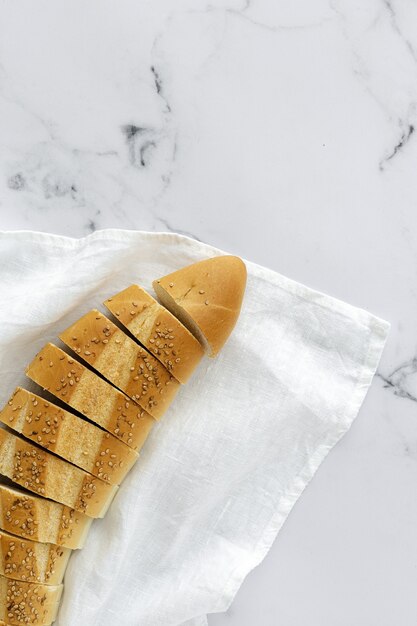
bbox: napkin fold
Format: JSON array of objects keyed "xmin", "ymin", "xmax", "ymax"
[{"xmin": 0, "ymin": 230, "xmax": 389, "ymax": 626}]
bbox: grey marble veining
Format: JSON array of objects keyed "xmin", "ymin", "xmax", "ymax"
[{"xmin": 0, "ymin": 1, "xmax": 417, "ymax": 624}]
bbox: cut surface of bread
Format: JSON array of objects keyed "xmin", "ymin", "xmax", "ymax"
[
  {"xmin": 0, "ymin": 483, "xmax": 91, "ymax": 549},
  {"xmin": 26, "ymin": 343, "xmax": 155, "ymax": 450},
  {"xmin": 104, "ymin": 284, "xmax": 204, "ymax": 384},
  {"xmin": 153, "ymin": 255, "xmax": 247, "ymax": 357},
  {"xmin": 0, "ymin": 528, "xmax": 71, "ymax": 585},
  {"xmin": 0, "ymin": 388, "xmax": 138, "ymax": 485},
  {"xmin": 59, "ymin": 310, "xmax": 180, "ymax": 419},
  {"xmin": 0, "ymin": 429, "xmax": 117, "ymax": 518},
  {"xmin": 0, "ymin": 575, "xmax": 62, "ymax": 625}
]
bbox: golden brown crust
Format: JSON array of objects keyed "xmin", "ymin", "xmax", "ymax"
[
  {"xmin": 0, "ymin": 430, "xmax": 117, "ymax": 519},
  {"xmin": 104, "ymin": 285, "xmax": 204, "ymax": 384},
  {"xmin": 26, "ymin": 343, "xmax": 155, "ymax": 450},
  {"xmin": 0, "ymin": 387, "xmax": 138, "ymax": 485},
  {"xmin": 0, "ymin": 484, "xmax": 91, "ymax": 549},
  {"xmin": 59, "ymin": 310, "xmax": 180, "ymax": 420},
  {"xmin": 0, "ymin": 575, "xmax": 62, "ymax": 625},
  {"xmin": 55, "ymin": 505, "xmax": 91, "ymax": 549},
  {"xmin": 153, "ymin": 255, "xmax": 247, "ymax": 357},
  {"xmin": 0, "ymin": 528, "xmax": 71, "ymax": 585}
]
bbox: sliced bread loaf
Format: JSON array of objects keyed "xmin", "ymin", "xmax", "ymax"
[
  {"xmin": 0, "ymin": 429, "xmax": 117, "ymax": 518},
  {"xmin": 59, "ymin": 310, "xmax": 180, "ymax": 419},
  {"xmin": 153, "ymin": 255, "xmax": 247, "ymax": 357},
  {"xmin": 0, "ymin": 388, "xmax": 138, "ymax": 485},
  {"xmin": 0, "ymin": 528, "xmax": 71, "ymax": 585},
  {"xmin": 26, "ymin": 343, "xmax": 155, "ymax": 450},
  {"xmin": 104, "ymin": 284, "xmax": 204, "ymax": 384},
  {"xmin": 0, "ymin": 575, "xmax": 62, "ymax": 625}
]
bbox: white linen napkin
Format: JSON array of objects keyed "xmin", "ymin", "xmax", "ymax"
[{"xmin": 0, "ymin": 229, "xmax": 389, "ymax": 626}]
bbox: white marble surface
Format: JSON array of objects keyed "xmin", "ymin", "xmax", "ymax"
[{"xmin": 0, "ymin": 1, "xmax": 416, "ymax": 624}]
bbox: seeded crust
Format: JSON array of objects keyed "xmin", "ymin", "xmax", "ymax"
[
  {"xmin": 0, "ymin": 388, "xmax": 138, "ymax": 486},
  {"xmin": 0, "ymin": 528, "xmax": 71, "ymax": 586},
  {"xmin": 0, "ymin": 483, "xmax": 91, "ymax": 549},
  {"xmin": 153, "ymin": 255, "xmax": 247, "ymax": 357},
  {"xmin": 0, "ymin": 430, "xmax": 117, "ymax": 519},
  {"xmin": 103, "ymin": 285, "xmax": 204, "ymax": 384},
  {"xmin": 26, "ymin": 343, "xmax": 155, "ymax": 450},
  {"xmin": 0, "ymin": 575, "xmax": 62, "ymax": 625},
  {"xmin": 59, "ymin": 310, "xmax": 180, "ymax": 420}
]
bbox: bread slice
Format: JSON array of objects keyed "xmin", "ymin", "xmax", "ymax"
[
  {"xmin": 26, "ymin": 343, "xmax": 155, "ymax": 450},
  {"xmin": 0, "ymin": 575, "xmax": 62, "ymax": 625},
  {"xmin": 0, "ymin": 429, "xmax": 117, "ymax": 519},
  {"xmin": 0, "ymin": 388, "xmax": 138, "ymax": 486},
  {"xmin": 0, "ymin": 528, "xmax": 71, "ymax": 585},
  {"xmin": 59, "ymin": 310, "xmax": 180, "ymax": 420},
  {"xmin": 153, "ymin": 255, "xmax": 247, "ymax": 357},
  {"xmin": 0, "ymin": 483, "xmax": 91, "ymax": 549},
  {"xmin": 104, "ymin": 285, "xmax": 204, "ymax": 384}
]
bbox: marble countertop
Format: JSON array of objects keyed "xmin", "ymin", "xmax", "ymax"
[{"xmin": 1, "ymin": 1, "xmax": 416, "ymax": 624}]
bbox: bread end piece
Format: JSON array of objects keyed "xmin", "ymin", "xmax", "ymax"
[{"xmin": 153, "ymin": 255, "xmax": 247, "ymax": 357}]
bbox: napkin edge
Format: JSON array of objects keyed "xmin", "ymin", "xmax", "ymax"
[
  {"xmin": 0, "ymin": 228, "xmax": 390, "ymax": 334},
  {"xmin": 205, "ymin": 311, "xmax": 390, "ymax": 618}
]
